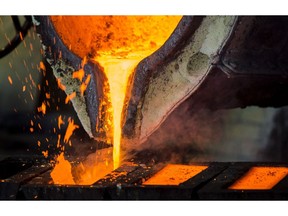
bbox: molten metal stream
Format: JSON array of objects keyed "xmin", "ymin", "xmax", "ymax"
[
  {"xmin": 96, "ymin": 58, "xmax": 139, "ymax": 168},
  {"xmin": 49, "ymin": 16, "xmax": 182, "ymax": 184},
  {"xmin": 92, "ymin": 16, "xmax": 182, "ymax": 169}
]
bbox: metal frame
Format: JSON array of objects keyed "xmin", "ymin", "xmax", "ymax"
[{"xmin": 0, "ymin": 16, "xmax": 32, "ymax": 58}]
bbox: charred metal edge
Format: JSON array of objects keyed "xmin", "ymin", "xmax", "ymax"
[
  {"xmin": 180, "ymin": 163, "xmax": 229, "ymax": 188},
  {"xmin": 32, "ymin": 16, "xmax": 82, "ymax": 74},
  {"xmin": 122, "ymin": 16, "xmax": 205, "ymax": 138},
  {"xmin": 33, "ymin": 16, "xmax": 107, "ymax": 139},
  {"xmin": 25, "ymin": 169, "xmax": 53, "ymax": 185},
  {"xmin": 0, "ymin": 157, "xmax": 33, "ymax": 180},
  {"xmin": 92, "ymin": 162, "xmax": 158, "ymax": 187},
  {"xmin": 273, "ymin": 175, "xmax": 288, "ymax": 190},
  {"xmin": 19, "ymin": 185, "xmax": 106, "ymax": 200},
  {"xmin": 0, "ymin": 162, "xmax": 52, "ymax": 200}
]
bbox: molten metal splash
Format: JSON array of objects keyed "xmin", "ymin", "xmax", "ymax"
[
  {"xmin": 63, "ymin": 118, "xmax": 79, "ymax": 143},
  {"xmin": 73, "ymin": 148, "xmax": 113, "ymax": 185},
  {"xmin": 92, "ymin": 16, "xmax": 182, "ymax": 169},
  {"xmin": 50, "ymin": 152, "xmax": 75, "ymax": 185}
]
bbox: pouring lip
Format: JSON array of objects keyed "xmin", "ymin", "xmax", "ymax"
[{"xmin": 122, "ymin": 16, "xmax": 204, "ymax": 138}]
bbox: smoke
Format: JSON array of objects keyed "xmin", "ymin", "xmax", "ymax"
[
  {"xmin": 126, "ymin": 99, "xmax": 225, "ymax": 164},
  {"xmin": 125, "ymin": 98, "xmax": 288, "ymax": 165},
  {"xmin": 259, "ymin": 106, "xmax": 288, "ymax": 162}
]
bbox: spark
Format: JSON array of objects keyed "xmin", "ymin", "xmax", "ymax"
[
  {"xmin": 65, "ymin": 92, "xmax": 76, "ymax": 104},
  {"xmin": 37, "ymin": 102, "xmax": 46, "ymax": 114},
  {"xmin": 42, "ymin": 150, "xmax": 48, "ymax": 158},
  {"xmin": 56, "ymin": 78, "xmax": 66, "ymax": 91},
  {"xmin": 8, "ymin": 76, "xmax": 13, "ymax": 85},
  {"xmin": 80, "ymin": 74, "xmax": 91, "ymax": 96},
  {"xmin": 58, "ymin": 115, "xmax": 64, "ymax": 129},
  {"xmin": 64, "ymin": 118, "xmax": 79, "ymax": 144}
]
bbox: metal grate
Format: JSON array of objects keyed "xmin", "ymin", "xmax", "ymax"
[
  {"xmin": 0, "ymin": 16, "xmax": 32, "ymax": 58},
  {"xmin": 0, "ymin": 158, "xmax": 288, "ymax": 200}
]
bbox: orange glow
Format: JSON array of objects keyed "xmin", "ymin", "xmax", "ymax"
[
  {"xmin": 73, "ymin": 148, "xmax": 113, "ymax": 185},
  {"xmin": 37, "ymin": 102, "xmax": 46, "ymax": 114},
  {"xmin": 65, "ymin": 92, "xmax": 76, "ymax": 104},
  {"xmin": 19, "ymin": 32, "xmax": 23, "ymax": 41},
  {"xmin": 80, "ymin": 74, "xmax": 91, "ymax": 96},
  {"xmin": 39, "ymin": 61, "xmax": 46, "ymax": 71},
  {"xmin": 98, "ymin": 58, "xmax": 140, "ymax": 169},
  {"xmin": 50, "ymin": 152, "xmax": 75, "ymax": 185},
  {"xmin": 56, "ymin": 78, "xmax": 66, "ymax": 91},
  {"xmin": 58, "ymin": 115, "xmax": 64, "ymax": 129},
  {"xmin": 91, "ymin": 16, "xmax": 182, "ymax": 169},
  {"xmin": 50, "ymin": 16, "xmax": 182, "ymax": 182},
  {"xmin": 42, "ymin": 150, "xmax": 48, "ymax": 158},
  {"xmin": 8, "ymin": 76, "xmax": 13, "ymax": 85},
  {"xmin": 143, "ymin": 164, "xmax": 208, "ymax": 186},
  {"xmin": 56, "ymin": 135, "xmax": 61, "ymax": 148},
  {"xmin": 38, "ymin": 123, "xmax": 42, "ymax": 130},
  {"xmin": 229, "ymin": 166, "xmax": 288, "ymax": 190},
  {"xmin": 73, "ymin": 68, "xmax": 85, "ymax": 81},
  {"xmin": 64, "ymin": 118, "xmax": 79, "ymax": 143},
  {"xmin": 45, "ymin": 93, "xmax": 51, "ymax": 99}
]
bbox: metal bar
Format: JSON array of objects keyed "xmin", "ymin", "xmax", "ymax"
[
  {"xmin": 0, "ymin": 16, "xmax": 33, "ymax": 58},
  {"xmin": 0, "ymin": 163, "xmax": 51, "ymax": 200},
  {"xmin": 11, "ymin": 16, "xmax": 22, "ymax": 32},
  {"xmin": 197, "ymin": 162, "xmax": 288, "ymax": 200}
]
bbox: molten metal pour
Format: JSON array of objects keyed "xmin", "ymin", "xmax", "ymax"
[
  {"xmin": 34, "ymin": 16, "xmax": 288, "ymax": 185},
  {"xmin": 34, "ymin": 16, "xmax": 182, "ymax": 184}
]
